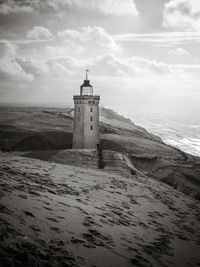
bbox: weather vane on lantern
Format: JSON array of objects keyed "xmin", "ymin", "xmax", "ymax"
[{"xmin": 86, "ymin": 68, "xmax": 89, "ymax": 80}]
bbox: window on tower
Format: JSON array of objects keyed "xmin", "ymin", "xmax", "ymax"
[
  {"xmin": 90, "ymin": 107, "xmax": 93, "ymax": 112},
  {"xmin": 91, "ymin": 125, "xmax": 93, "ymax": 131},
  {"xmin": 78, "ymin": 107, "xmax": 80, "ymax": 112},
  {"xmin": 91, "ymin": 116, "xmax": 93, "ymax": 121},
  {"xmin": 82, "ymin": 87, "xmax": 93, "ymax": 95}
]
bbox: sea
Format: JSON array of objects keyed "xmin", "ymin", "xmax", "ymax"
[{"xmin": 131, "ymin": 112, "xmax": 200, "ymax": 157}]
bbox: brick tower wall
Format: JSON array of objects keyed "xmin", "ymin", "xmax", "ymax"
[{"xmin": 73, "ymin": 95, "xmax": 100, "ymax": 149}]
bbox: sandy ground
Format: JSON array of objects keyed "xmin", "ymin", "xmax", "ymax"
[
  {"xmin": 1, "ymin": 106, "xmax": 200, "ymax": 199},
  {"xmin": 0, "ymin": 152, "xmax": 200, "ymax": 267}
]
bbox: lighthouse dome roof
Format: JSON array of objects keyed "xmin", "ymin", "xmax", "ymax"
[{"xmin": 80, "ymin": 79, "xmax": 93, "ymax": 88}]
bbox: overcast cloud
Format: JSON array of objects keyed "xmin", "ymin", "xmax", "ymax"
[{"xmin": 0, "ymin": 0, "xmax": 200, "ymax": 119}]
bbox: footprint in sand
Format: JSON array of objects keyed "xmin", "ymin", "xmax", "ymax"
[
  {"xmin": 130, "ymin": 255, "xmax": 152, "ymax": 267},
  {"xmin": 23, "ymin": 211, "xmax": 35, "ymax": 218},
  {"xmin": 83, "ymin": 216, "xmax": 96, "ymax": 227},
  {"xmin": 0, "ymin": 204, "xmax": 12, "ymax": 215},
  {"xmin": 50, "ymin": 226, "xmax": 61, "ymax": 233},
  {"xmin": 31, "ymin": 225, "xmax": 40, "ymax": 232},
  {"xmin": 43, "ymin": 206, "xmax": 52, "ymax": 211},
  {"xmin": 57, "ymin": 215, "xmax": 65, "ymax": 220},
  {"xmin": 35, "ymin": 238, "xmax": 46, "ymax": 246},
  {"xmin": 82, "ymin": 229, "xmax": 114, "ymax": 248},
  {"xmin": 46, "ymin": 217, "xmax": 58, "ymax": 223},
  {"xmin": 18, "ymin": 194, "xmax": 27, "ymax": 199},
  {"xmin": 71, "ymin": 237, "xmax": 85, "ymax": 244}
]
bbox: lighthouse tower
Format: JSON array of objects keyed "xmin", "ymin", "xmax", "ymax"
[{"xmin": 73, "ymin": 70, "xmax": 100, "ymax": 149}]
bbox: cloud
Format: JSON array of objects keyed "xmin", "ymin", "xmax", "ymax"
[
  {"xmin": 171, "ymin": 64, "xmax": 200, "ymax": 71},
  {"xmin": 48, "ymin": 61, "xmax": 68, "ymax": 74},
  {"xmin": 0, "ymin": 0, "xmax": 138, "ymax": 16},
  {"xmin": 57, "ymin": 26, "xmax": 121, "ymax": 56},
  {"xmin": 0, "ymin": 0, "xmax": 72, "ymax": 14},
  {"xmin": 127, "ymin": 57, "xmax": 172, "ymax": 75},
  {"xmin": 73, "ymin": 0, "xmax": 139, "ymax": 16},
  {"xmin": 0, "ymin": 40, "xmax": 17, "ymax": 59},
  {"xmin": 2, "ymin": 51, "xmax": 173, "ymax": 85},
  {"xmin": 0, "ymin": 41, "xmax": 33, "ymax": 83},
  {"xmin": 47, "ymin": 61, "xmax": 74, "ymax": 76},
  {"xmin": 0, "ymin": 59, "xmax": 33, "ymax": 82},
  {"xmin": 0, "ymin": 0, "xmax": 33, "ymax": 14},
  {"xmin": 45, "ymin": 46, "xmax": 66, "ymax": 57},
  {"xmin": 44, "ymin": 45, "xmax": 84, "ymax": 58},
  {"xmin": 168, "ymin": 47, "xmax": 190, "ymax": 56},
  {"xmin": 40, "ymin": 27, "xmax": 120, "ymax": 60},
  {"xmin": 14, "ymin": 56, "xmax": 76, "ymax": 79},
  {"xmin": 16, "ymin": 57, "xmax": 49, "ymax": 75},
  {"xmin": 30, "ymin": 0, "xmax": 72, "ymax": 11},
  {"xmin": 88, "ymin": 54, "xmax": 172, "ymax": 77},
  {"xmin": 163, "ymin": 0, "xmax": 200, "ymax": 31},
  {"xmin": 26, "ymin": 26, "xmax": 53, "ymax": 40},
  {"xmin": 113, "ymin": 31, "xmax": 200, "ymax": 46}
]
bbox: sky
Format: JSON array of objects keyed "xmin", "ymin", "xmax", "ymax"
[{"xmin": 0, "ymin": 0, "xmax": 200, "ymax": 120}]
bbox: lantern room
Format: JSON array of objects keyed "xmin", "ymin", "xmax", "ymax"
[{"xmin": 80, "ymin": 69, "xmax": 93, "ymax": 96}]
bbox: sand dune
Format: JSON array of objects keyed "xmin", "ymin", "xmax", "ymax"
[
  {"xmin": 0, "ymin": 106, "xmax": 200, "ymax": 266},
  {"xmin": 0, "ymin": 152, "xmax": 200, "ymax": 267}
]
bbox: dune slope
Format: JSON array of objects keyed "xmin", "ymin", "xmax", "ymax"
[
  {"xmin": 0, "ymin": 106, "xmax": 199, "ymax": 198},
  {"xmin": 0, "ymin": 152, "xmax": 200, "ymax": 267}
]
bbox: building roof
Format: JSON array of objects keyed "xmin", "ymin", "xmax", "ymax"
[{"xmin": 80, "ymin": 79, "xmax": 93, "ymax": 88}]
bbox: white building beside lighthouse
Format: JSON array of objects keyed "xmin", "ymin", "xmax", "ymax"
[{"xmin": 73, "ymin": 70, "xmax": 100, "ymax": 149}]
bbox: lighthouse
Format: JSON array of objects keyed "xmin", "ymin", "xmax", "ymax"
[{"xmin": 73, "ymin": 70, "xmax": 100, "ymax": 149}]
